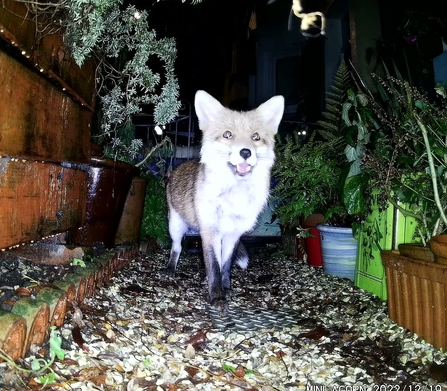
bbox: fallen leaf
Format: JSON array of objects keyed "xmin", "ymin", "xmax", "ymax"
[
  {"xmin": 15, "ymin": 287, "xmax": 32, "ymax": 296},
  {"xmin": 127, "ymin": 377, "xmax": 158, "ymax": 391},
  {"xmin": 89, "ymin": 374, "xmax": 107, "ymax": 386},
  {"xmin": 185, "ymin": 330, "xmax": 208, "ymax": 349},
  {"xmin": 115, "ymin": 364, "xmax": 125, "ymax": 372},
  {"xmin": 275, "ymin": 350, "xmax": 287, "ymax": 358},
  {"xmin": 185, "ymin": 365, "xmax": 199, "ymax": 378},
  {"xmin": 72, "ymin": 305, "xmax": 85, "ymax": 327},
  {"xmin": 79, "ymin": 303, "xmax": 107, "ymax": 317},
  {"xmin": 75, "ymin": 367, "xmax": 105, "ymax": 382},
  {"xmin": 298, "ymin": 326, "xmax": 330, "ymax": 341},
  {"xmin": 59, "ymin": 358, "xmax": 79, "ymax": 366},
  {"xmin": 72, "ymin": 325, "xmax": 88, "ymax": 351}
]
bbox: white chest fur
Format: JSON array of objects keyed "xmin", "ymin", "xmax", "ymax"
[{"xmin": 195, "ymin": 165, "xmax": 269, "ymax": 235}]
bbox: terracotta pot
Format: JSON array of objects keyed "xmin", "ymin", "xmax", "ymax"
[
  {"xmin": 382, "ymin": 250, "xmax": 447, "ymax": 350},
  {"xmin": 68, "ymin": 157, "xmax": 139, "ymax": 248},
  {"xmin": 429, "ymin": 234, "xmax": 447, "ymax": 263},
  {"xmin": 115, "ymin": 177, "xmax": 148, "ymax": 244}
]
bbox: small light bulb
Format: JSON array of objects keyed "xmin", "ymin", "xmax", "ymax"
[
  {"xmin": 134, "ymin": 11, "xmax": 141, "ymax": 19},
  {"xmin": 154, "ymin": 125, "xmax": 163, "ymax": 135}
]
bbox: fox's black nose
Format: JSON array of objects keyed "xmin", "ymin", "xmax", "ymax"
[{"xmin": 240, "ymin": 148, "xmax": 251, "ymax": 160}]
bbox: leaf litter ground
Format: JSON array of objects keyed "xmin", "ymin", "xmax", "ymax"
[{"xmin": 2, "ymin": 243, "xmax": 447, "ymax": 390}]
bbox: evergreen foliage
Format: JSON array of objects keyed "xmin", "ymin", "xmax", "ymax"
[
  {"xmin": 15, "ymin": 0, "xmax": 201, "ymax": 161},
  {"xmin": 66, "ymin": 2, "xmax": 181, "ymax": 157}
]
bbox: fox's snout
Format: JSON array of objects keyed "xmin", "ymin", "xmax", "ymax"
[
  {"xmin": 240, "ymin": 148, "xmax": 251, "ymax": 160},
  {"xmin": 232, "ymin": 147, "xmax": 254, "ymax": 176}
]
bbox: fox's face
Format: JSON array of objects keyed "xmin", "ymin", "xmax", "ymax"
[{"xmin": 195, "ymin": 91, "xmax": 284, "ymax": 177}]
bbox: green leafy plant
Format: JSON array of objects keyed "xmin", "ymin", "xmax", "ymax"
[
  {"xmin": 71, "ymin": 1, "xmax": 181, "ymax": 161},
  {"xmin": 274, "ymin": 60, "xmax": 382, "ymax": 233},
  {"xmin": 314, "ymin": 62, "xmax": 369, "ymax": 227},
  {"xmin": 72, "ymin": 257, "xmax": 86, "ymax": 267},
  {"xmin": 272, "ymin": 134, "xmax": 341, "ymax": 229},
  {"xmin": 273, "ymin": 62, "xmax": 352, "ymax": 228},
  {"xmin": 334, "ymin": 88, "xmax": 377, "ymax": 223},
  {"xmin": 316, "ymin": 61, "xmax": 353, "ymax": 144},
  {"xmin": 0, "ymin": 326, "xmax": 65, "ymax": 385},
  {"xmin": 140, "ymin": 173, "xmax": 170, "ymax": 247},
  {"xmin": 363, "ymin": 76, "xmax": 447, "ymax": 245}
]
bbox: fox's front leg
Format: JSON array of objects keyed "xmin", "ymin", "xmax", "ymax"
[
  {"xmin": 201, "ymin": 230, "xmax": 227, "ymax": 307},
  {"xmin": 221, "ymin": 234, "xmax": 245, "ymax": 291}
]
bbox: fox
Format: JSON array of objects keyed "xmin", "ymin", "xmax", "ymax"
[{"xmin": 165, "ymin": 90, "xmax": 284, "ymax": 307}]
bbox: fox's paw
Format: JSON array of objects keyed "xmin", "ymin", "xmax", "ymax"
[
  {"xmin": 223, "ymin": 288, "xmax": 234, "ymax": 300},
  {"xmin": 162, "ymin": 264, "xmax": 177, "ymax": 276},
  {"xmin": 210, "ymin": 297, "xmax": 229, "ymax": 313},
  {"xmin": 209, "ymin": 287, "xmax": 229, "ymax": 312}
]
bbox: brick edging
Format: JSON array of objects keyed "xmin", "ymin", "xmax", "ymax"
[{"xmin": 0, "ymin": 245, "xmax": 139, "ymax": 361}]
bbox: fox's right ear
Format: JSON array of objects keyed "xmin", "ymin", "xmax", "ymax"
[{"xmin": 195, "ymin": 90, "xmax": 223, "ymax": 130}]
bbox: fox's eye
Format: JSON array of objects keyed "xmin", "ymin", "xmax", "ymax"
[
  {"xmin": 252, "ymin": 132, "xmax": 261, "ymax": 141},
  {"xmin": 223, "ymin": 131, "xmax": 233, "ymax": 139}
]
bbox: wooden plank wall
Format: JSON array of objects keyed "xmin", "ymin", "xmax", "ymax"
[
  {"xmin": 0, "ymin": 2, "xmax": 96, "ymax": 249},
  {"xmin": 0, "ymin": 158, "xmax": 87, "ymax": 247},
  {"xmin": 0, "ymin": 50, "xmax": 93, "ymax": 162}
]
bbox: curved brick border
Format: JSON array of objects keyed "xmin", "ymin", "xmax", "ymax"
[{"xmin": 0, "ymin": 245, "xmax": 138, "ymax": 362}]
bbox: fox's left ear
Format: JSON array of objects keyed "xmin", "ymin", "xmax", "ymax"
[
  {"xmin": 257, "ymin": 96, "xmax": 285, "ymax": 132},
  {"xmin": 195, "ymin": 90, "xmax": 224, "ymax": 130}
]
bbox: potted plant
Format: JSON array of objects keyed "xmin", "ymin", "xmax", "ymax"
[
  {"xmin": 363, "ymin": 75, "xmax": 447, "ymax": 248},
  {"xmin": 357, "ymin": 71, "xmax": 447, "ymax": 349},
  {"xmin": 314, "ymin": 85, "xmax": 372, "ymax": 281},
  {"xmin": 273, "ymin": 126, "xmax": 362, "ymax": 278},
  {"xmin": 273, "ymin": 62, "xmax": 367, "ymax": 277},
  {"xmin": 272, "ymin": 133, "xmax": 341, "ymax": 264}
]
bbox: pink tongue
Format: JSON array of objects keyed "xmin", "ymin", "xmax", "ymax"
[{"xmin": 237, "ymin": 162, "xmax": 251, "ymax": 174}]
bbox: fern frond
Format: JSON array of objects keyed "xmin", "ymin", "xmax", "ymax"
[{"xmin": 314, "ymin": 61, "xmax": 354, "ymax": 147}]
